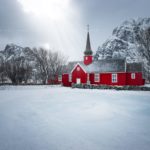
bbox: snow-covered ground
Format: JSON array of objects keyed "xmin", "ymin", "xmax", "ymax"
[
  {"xmin": 0, "ymin": 86, "xmax": 150, "ymax": 150},
  {"xmin": 145, "ymin": 84, "xmax": 150, "ymax": 87}
]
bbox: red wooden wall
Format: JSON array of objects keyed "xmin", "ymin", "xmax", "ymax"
[
  {"xmin": 84, "ymin": 56, "xmax": 93, "ymax": 65},
  {"xmin": 90, "ymin": 73, "xmax": 127, "ymax": 86},
  {"xmin": 62, "ymin": 74, "xmax": 72, "ymax": 87},
  {"xmin": 126, "ymin": 72, "xmax": 145, "ymax": 86},
  {"xmin": 72, "ymin": 65, "xmax": 87, "ymax": 84},
  {"xmin": 62, "ymin": 65, "xmax": 145, "ymax": 86}
]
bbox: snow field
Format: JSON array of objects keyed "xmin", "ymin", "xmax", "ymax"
[{"xmin": 0, "ymin": 86, "xmax": 150, "ymax": 150}]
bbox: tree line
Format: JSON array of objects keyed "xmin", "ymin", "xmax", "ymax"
[{"xmin": 0, "ymin": 46, "xmax": 67, "ymax": 85}]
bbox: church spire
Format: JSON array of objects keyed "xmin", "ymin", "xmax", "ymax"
[
  {"xmin": 84, "ymin": 24, "xmax": 93, "ymax": 55},
  {"xmin": 83, "ymin": 25, "xmax": 93, "ymax": 65}
]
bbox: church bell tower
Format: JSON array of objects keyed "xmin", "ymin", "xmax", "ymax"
[{"xmin": 84, "ymin": 25, "xmax": 93, "ymax": 65}]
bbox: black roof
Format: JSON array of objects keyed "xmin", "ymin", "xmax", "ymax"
[
  {"xmin": 126, "ymin": 62, "xmax": 143, "ymax": 72},
  {"xmin": 84, "ymin": 32, "xmax": 93, "ymax": 55},
  {"xmin": 63, "ymin": 59, "xmax": 143, "ymax": 74},
  {"xmin": 86, "ymin": 59, "xmax": 126, "ymax": 73}
]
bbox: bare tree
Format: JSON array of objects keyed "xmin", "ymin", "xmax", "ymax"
[
  {"xmin": 5, "ymin": 59, "xmax": 17, "ymax": 84},
  {"xmin": 48, "ymin": 51, "xmax": 67, "ymax": 84},
  {"xmin": 31, "ymin": 48, "xmax": 67, "ymax": 84},
  {"xmin": 5, "ymin": 57, "xmax": 32, "ymax": 84},
  {"xmin": 0, "ymin": 55, "xmax": 5, "ymax": 83},
  {"xmin": 1, "ymin": 45, "xmax": 67, "ymax": 85},
  {"xmin": 20, "ymin": 61, "xmax": 33, "ymax": 83},
  {"xmin": 31, "ymin": 48, "xmax": 49, "ymax": 84}
]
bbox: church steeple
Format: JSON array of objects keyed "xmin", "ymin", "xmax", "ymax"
[
  {"xmin": 84, "ymin": 25, "xmax": 93, "ymax": 55},
  {"xmin": 84, "ymin": 25, "xmax": 93, "ymax": 65}
]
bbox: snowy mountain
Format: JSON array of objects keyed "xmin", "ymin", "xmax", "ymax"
[
  {"xmin": 0, "ymin": 44, "xmax": 37, "ymax": 83},
  {"xmin": 0, "ymin": 44, "xmax": 33, "ymax": 61},
  {"xmin": 94, "ymin": 18, "xmax": 150, "ymax": 72},
  {"xmin": 0, "ymin": 44, "xmax": 37, "ymax": 69}
]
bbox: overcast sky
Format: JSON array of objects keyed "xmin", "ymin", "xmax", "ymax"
[{"xmin": 0, "ymin": 0, "xmax": 150, "ymax": 60}]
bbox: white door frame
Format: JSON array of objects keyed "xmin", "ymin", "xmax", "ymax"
[{"xmin": 76, "ymin": 78, "xmax": 81, "ymax": 84}]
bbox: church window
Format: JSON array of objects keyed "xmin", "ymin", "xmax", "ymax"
[
  {"xmin": 77, "ymin": 67, "xmax": 80, "ymax": 71},
  {"xmin": 94, "ymin": 74, "xmax": 100, "ymax": 82},
  {"xmin": 131, "ymin": 73, "xmax": 135, "ymax": 79},
  {"xmin": 112, "ymin": 74, "xmax": 117, "ymax": 83}
]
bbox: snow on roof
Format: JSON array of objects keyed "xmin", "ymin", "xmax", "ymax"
[
  {"xmin": 63, "ymin": 59, "xmax": 143, "ymax": 74},
  {"xmin": 62, "ymin": 61, "xmax": 82, "ymax": 74},
  {"xmin": 86, "ymin": 59, "xmax": 126, "ymax": 73},
  {"xmin": 64, "ymin": 59, "xmax": 126, "ymax": 74}
]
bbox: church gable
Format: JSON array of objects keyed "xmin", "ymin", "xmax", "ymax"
[{"xmin": 71, "ymin": 63, "xmax": 87, "ymax": 74}]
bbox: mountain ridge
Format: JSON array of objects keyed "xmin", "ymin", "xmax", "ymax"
[{"xmin": 94, "ymin": 18, "xmax": 150, "ymax": 75}]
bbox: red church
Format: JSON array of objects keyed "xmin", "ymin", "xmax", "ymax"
[{"xmin": 61, "ymin": 29, "xmax": 145, "ymax": 87}]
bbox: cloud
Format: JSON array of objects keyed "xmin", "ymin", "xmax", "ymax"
[{"xmin": 0, "ymin": 0, "xmax": 150, "ymax": 60}]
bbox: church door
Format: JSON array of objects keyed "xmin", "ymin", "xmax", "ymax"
[{"xmin": 76, "ymin": 78, "xmax": 81, "ymax": 84}]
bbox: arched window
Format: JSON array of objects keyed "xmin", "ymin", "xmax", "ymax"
[{"xmin": 77, "ymin": 67, "xmax": 80, "ymax": 71}]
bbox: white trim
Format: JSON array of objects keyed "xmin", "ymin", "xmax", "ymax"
[
  {"xmin": 87, "ymin": 73, "xmax": 90, "ymax": 84},
  {"xmin": 112, "ymin": 74, "xmax": 117, "ymax": 83},
  {"xmin": 87, "ymin": 73, "xmax": 90, "ymax": 81},
  {"xmin": 125, "ymin": 59, "xmax": 127, "ymax": 72},
  {"xmin": 89, "ymin": 71, "xmax": 126, "ymax": 74},
  {"xmin": 70, "ymin": 63, "xmax": 87, "ymax": 74}
]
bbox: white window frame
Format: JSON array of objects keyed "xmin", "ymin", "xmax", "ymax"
[
  {"xmin": 131, "ymin": 73, "xmax": 135, "ymax": 79},
  {"xmin": 112, "ymin": 74, "xmax": 117, "ymax": 83},
  {"xmin": 58, "ymin": 75, "xmax": 62, "ymax": 82},
  {"xmin": 94, "ymin": 73, "xmax": 100, "ymax": 82},
  {"xmin": 69, "ymin": 74, "xmax": 72, "ymax": 82}
]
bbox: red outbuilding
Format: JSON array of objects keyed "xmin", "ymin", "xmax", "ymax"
[{"xmin": 61, "ymin": 29, "xmax": 145, "ymax": 87}]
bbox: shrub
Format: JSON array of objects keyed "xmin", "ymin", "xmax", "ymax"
[{"xmin": 71, "ymin": 84, "xmax": 150, "ymax": 91}]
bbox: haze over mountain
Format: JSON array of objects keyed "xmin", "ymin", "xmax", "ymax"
[{"xmin": 95, "ymin": 18, "xmax": 150, "ymax": 73}]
